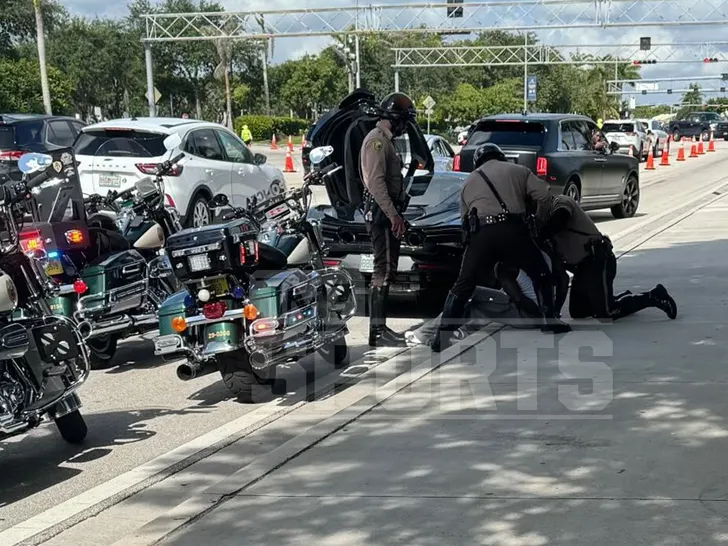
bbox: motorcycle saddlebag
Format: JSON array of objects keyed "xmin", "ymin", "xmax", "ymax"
[
  {"xmin": 249, "ymin": 270, "xmax": 316, "ymax": 319},
  {"xmin": 80, "ymin": 250, "xmax": 146, "ymax": 315}
]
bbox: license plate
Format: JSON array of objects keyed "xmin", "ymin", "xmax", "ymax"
[
  {"xmin": 44, "ymin": 259, "xmax": 63, "ymax": 276},
  {"xmin": 266, "ymin": 204, "xmax": 290, "ymax": 220},
  {"xmin": 359, "ymin": 254, "xmax": 374, "ymax": 273},
  {"xmin": 205, "ymin": 277, "xmax": 228, "ymax": 296},
  {"xmin": 188, "ymin": 254, "xmax": 210, "ymax": 272},
  {"xmin": 99, "ymin": 174, "xmax": 121, "ymax": 188}
]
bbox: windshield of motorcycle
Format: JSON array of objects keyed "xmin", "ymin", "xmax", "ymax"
[{"xmin": 32, "ymin": 147, "xmax": 87, "ymax": 224}]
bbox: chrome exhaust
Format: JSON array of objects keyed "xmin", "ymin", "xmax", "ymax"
[
  {"xmin": 249, "ymin": 350, "xmax": 270, "ymax": 371},
  {"xmin": 405, "ymin": 230, "xmax": 424, "ymax": 247},
  {"xmin": 176, "ymin": 360, "xmax": 217, "ymax": 381},
  {"xmin": 339, "ymin": 230, "xmax": 355, "ymax": 244},
  {"xmin": 77, "ymin": 321, "xmax": 93, "ymax": 340},
  {"xmin": 80, "ymin": 313, "xmax": 157, "ymax": 340}
]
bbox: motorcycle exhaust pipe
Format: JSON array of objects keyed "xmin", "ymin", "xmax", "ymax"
[
  {"xmin": 77, "ymin": 321, "xmax": 93, "ymax": 340},
  {"xmin": 339, "ymin": 230, "xmax": 355, "ymax": 244},
  {"xmin": 79, "ymin": 316, "xmax": 133, "ymax": 340},
  {"xmin": 405, "ymin": 230, "xmax": 424, "ymax": 247},
  {"xmin": 249, "ymin": 350, "xmax": 270, "ymax": 371},
  {"xmin": 131, "ymin": 314, "xmax": 158, "ymax": 328},
  {"xmin": 176, "ymin": 360, "xmax": 217, "ymax": 381}
]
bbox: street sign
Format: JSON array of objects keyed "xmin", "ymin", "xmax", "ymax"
[
  {"xmin": 423, "ymin": 95, "xmax": 436, "ymax": 110},
  {"xmin": 526, "ymin": 75, "xmax": 537, "ymax": 101},
  {"xmin": 635, "ymin": 82, "xmax": 659, "ymax": 91},
  {"xmin": 154, "ymin": 87, "xmax": 162, "ymax": 104},
  {"xmin": 640, "ymin": 37, "xmax": 652, "ymax": 51},
  {"xmin": 628, "ymin": 97, "xmax": 636, "ymax": 110},
  {"xmin": 425, "ymin": 107, "xmax": 434, "ymax": 116}
]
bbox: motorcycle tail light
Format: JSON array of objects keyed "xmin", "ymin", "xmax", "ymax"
[
  {"xmin": 202, "ymin": 301, "xmax": 227, "ymax": 320},
  {"xmin": 19, "ymin": 230, "xmax": 43, "ymax": 253},
  {"xmin": 252, "ymin": 318, "xmax": 279, "ymax": 336},
  {"xmin": 65, "ymin": 229, "xmax": 84, "ymax": 244},
  {"xmin": 239, "ymin": 240, "xmax": 259, "ymax": 265},
  {"xmin": 73, "ymin": 279, "xmax": 88, "ymax": 295}
]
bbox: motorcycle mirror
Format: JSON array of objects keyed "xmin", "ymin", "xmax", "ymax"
[
  {"xmin": 163, "ymin": 133, "xmax": 182, "ymax": 151},
  {"xmin": 309, "ymin": 146, "xmax": 334, "ymax": 165},
  {"xmin": 18, "ymin": 153, "xmax": 53, "ymax": 174},
  {"xmin": 209, "ymin": 194, "xmax": 229, "ymax": 208},
  {"xmin": 135, "ymin": 177, "xmax": 157, "ymax": 197}
]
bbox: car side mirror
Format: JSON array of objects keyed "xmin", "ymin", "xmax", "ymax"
[
  {"xmin": 209, "ymin": 194, "xmax": 229, "ymax": 208},
  {"xmin": 609, "ymin": 141, "xmax": 620, "ymax": 152},
  {"xmin": 253, "ymin": 153, "xmax": 267, "ymax": 166}
]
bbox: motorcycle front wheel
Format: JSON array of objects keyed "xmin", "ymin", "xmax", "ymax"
[
  {"xmin": 217, "ymin": 350, "xmax": 276, "ymax": 404},
  {"xmin": 55, "ymin": 410, "xmax": 88, "ymax": 444},
  {"xmin": 87, "ymin": 335, "xmax": 119, "ymax": 370}
]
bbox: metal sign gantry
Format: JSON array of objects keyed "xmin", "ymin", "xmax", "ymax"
[
  {"xmin": 607, "ymin": 74, "xmax": 728, "ymax": 94},
  {"xmin": 392, "ymin": 42, "xmax": 728, "ymax": 68},
  {"xmin": 142, "ymin": 0, "xmax": 728, "ymax": 42},
  {"xmin": 616, "ymin": 88, "xmax": 728, "ymax": 95}
]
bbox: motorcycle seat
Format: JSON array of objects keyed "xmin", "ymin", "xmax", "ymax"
[
  {"xmin": 87, "ymin": 226, "xmax": 131, "ymax": 264},
  {"xmin": 253, "ymin": 242, "xmax": 288, "ymax": 279}
]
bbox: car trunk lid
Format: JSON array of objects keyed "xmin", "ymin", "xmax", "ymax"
[{"xmin": 456, "ymin": 119, "xmax": 546, "ymax": 173}]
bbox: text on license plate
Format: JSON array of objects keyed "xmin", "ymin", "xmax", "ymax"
[
  {"xmin": 99, "ymin": 174, "xmax": 121, "ymax": 187},
  {"xmin": 359, "ymin": 254, "xmax": 374, "ymax": 273},
  {"xmin": 205, "ymin": 277, "xmax": 228, "ymax": 296},
  {"xmin": 266, "ymin": 204, "xmax": 289, "ymax": 219},
  {"xmin": 44, "ymin": 259, "xmax": 63, "ymax": 276},
  {"xmin": 188, "ymin": 254, "xmax": 210, "ymax": 272}
]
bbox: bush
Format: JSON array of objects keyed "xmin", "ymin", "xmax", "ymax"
[{"xmin": 233, "ymin": 116, "xmax": 309, "ymax": 141}]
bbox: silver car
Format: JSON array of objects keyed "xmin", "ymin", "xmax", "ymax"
[{"xmin": 394, "ymin": 133, "xmax": 456, "ymax": 173}]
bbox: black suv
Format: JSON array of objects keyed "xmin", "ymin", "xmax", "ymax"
[
  {"xmin": 0, "ymin": 114, "xmax": 85, "ymax": 181},
  {"xmin": 454, "ymin": 113, "xmax": 640, "ymax": 218},
  {"xmin": 669, "ymin": 111, "xmax": 728, "ymax": 142}
]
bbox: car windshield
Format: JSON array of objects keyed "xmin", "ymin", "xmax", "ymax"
[
  {"xmin": 703, "ymin": 113, "xmax": 721, "ymax": 120},
  {"xmin": 602, "ymin": 123, "xmax": 634, "ymax": 133},
  {"xmin": 74, "ymin": 129, "xmax": 168, "ymax": 157},
  {"xmin": 467, "ymin": 121, "xmax": 546, "ymax": 147},
  {"xmin": 0, "ymin": 126, "xmax": 14, "ymax": 149}
]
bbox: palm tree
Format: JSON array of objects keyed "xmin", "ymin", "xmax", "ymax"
[
  {"xmin": 33, "ymin": 0, "xmax": 52, "ymax": 115},
  {"xmin": 203, "ymin": 24, "xmax": 235, "ymax": 130}
]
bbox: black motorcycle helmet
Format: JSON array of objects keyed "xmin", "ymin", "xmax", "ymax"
[
  {"xmin": 473, "ymin": 142, "xmax": 507, "ymax": 169},
  {"xmin": 379, "ymin": 92, "xmax": 417, "ymax": 137}
]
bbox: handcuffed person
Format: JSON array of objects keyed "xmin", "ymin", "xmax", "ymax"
[{"xmin": 542, "ymin": 194, "xmax": 678, "ymax": 321}]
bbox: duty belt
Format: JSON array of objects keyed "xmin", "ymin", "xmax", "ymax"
[{"xmin": 479, "ymin": 212, "xmax": 511, "ymax": 225}]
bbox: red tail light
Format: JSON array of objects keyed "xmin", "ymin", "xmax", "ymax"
[
  {"xmin": 536, "ymin": 157, "xmax": 548, "ymax": 177},
  {"xmin": 0, "ymin": 151, "xmax": 23, "ymax": 161},
  {"xmin": 73, "ymin": 279, "xmax": 88, "ymax": 295},
  {"xmin": 19, "ymin": 230, "xmax": 44, "ymax": 253},
  {"xmin": 136, "ymin": 163, "xmax": 183, "ymax": 176},
  {"xmin": 239, "ymin": 240, "xmax": 259, "ymax": 265},
  {"xmin": 452, "ymin": 154, "xmax": 461, "ymax": 171},
  {"xmin": 165, "ymin": 194, "xmax": 176, "ymax": 208},
  {"xmin": 202, "ymin": 301, "xmax": 227, "ymax": 320},
  {"xmin": 323, "ymin": 259, "xmax": 341, "ymax": 268}
]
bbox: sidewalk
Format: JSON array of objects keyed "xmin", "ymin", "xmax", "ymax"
[{"xmin": 125, "ymin": 185, "xmax": 728, "ymax": 544}]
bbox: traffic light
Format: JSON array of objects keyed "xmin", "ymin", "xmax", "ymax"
[
  {"xmin": 447, "ymin": 0, "xmax": 463, "ymax": 18},
  {"xmin": 633, "ymin": 59, "xmax": 657, "ymax": 65},
  {"xmin": 704, "ymin": 58, "xmax": 720, "ymax": 63},
  {"xmin": 667, "ymin": 89, "xmax": 673, "ymax": 95},
  {"xmin": 721, "ymin": 87, "xmax": 726, "ymax": 93},
  {"xmin": 640, "ymin": 37, "xmax": 652, "ymax": 51}
]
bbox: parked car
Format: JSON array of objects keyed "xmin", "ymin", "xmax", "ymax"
[
  {"xmin": 601, "ymin": 119, "xmax": 650, "ymax": 160},
  {"xmin": 637, "ymin": 118, "xmax": 669, "ymax": 156},
  {"xmin": 0, "ymin": 114, "xmax": 85, "ymax": 182},
  {"xmin": 669, "ymin": 111, "xmax": 728, "ymax": 141},
  {"xmin": 453, "ymin": 113, "xmax": 640, "ymax": 219},
  {"xmin": 305, "ymin": 90, "xmax": 468, "ymax": 302},
  {"xmin": 74, "ymin": 118, "xmax": 286, "ymax": 228},
  {"xmin": 394, "ymin": 133, "xmax": 456, "ymax": 172}
]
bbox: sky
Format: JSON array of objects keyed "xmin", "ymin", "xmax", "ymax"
[{"xmin": 59, "ymin": 0, "xmax": 728, "ymax": 106}]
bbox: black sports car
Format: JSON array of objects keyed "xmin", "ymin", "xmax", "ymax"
[{"xmin": 306, "ymin": 90, "xmax": 469, "ymax": 303}]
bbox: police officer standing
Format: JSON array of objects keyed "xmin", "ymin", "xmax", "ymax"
[
  {"xmin": 542, "ymin": 194, "xmax": 678, "ymax": 321},
  {"xmin": 433, "ymin": 142, "xmax": 571, "ymax": 353},
  {"xmin": 360, "ymin": 93, "xmax": 416, "ymax": 347}
]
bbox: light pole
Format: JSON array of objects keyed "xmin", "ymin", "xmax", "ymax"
[{"xmin": 33, "ymin": 0, "xmax": 52, "ymax": 115}]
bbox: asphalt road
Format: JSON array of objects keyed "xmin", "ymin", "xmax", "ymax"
[{"xmin": 1, "ymin": 143, "xmax": 727, "ymax": 534}]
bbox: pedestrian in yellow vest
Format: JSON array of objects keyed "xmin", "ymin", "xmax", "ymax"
[
  {"xmin": 597, "ymin": 118, "xmax": 603, "ymax": 130},
  {"xmin": 240, "ymin": 124, "xmax": 253, "ymax": 146}
]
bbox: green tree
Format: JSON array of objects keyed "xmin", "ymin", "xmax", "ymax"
[{"xmin": 0, "ymin": 57, "xmax": 72, "ymax": 113}]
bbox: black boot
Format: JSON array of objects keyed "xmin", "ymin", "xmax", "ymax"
[
  {"xmin": 649, "ymin": 284, "xmax": 677, "ymax": 319},
  {"xmin": 538, "ymin": 279, "xmax": 572, "ymax": 334},
  {"xmin": 432, "ymin": 292, "xmax": 469, "ymax": 353},
  {"xmin": 368, "ymin": 286, "xmax": 407, "ymax": 348}
]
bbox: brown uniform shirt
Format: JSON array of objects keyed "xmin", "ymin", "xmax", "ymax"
[
  {"xmin": 549, "ymin": 195, "xmax": 602, "ymax": 265},
  {"xmin": 360, "ymin": 121, "xmax": 404, "ymax": 222},
  {"xmin": 460, "ymin": 160, "xmax": 552, "ymax": 223}
]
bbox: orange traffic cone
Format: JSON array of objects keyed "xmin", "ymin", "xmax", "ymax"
[
  {"xmin": 698, "ymin": 139, "xmax": 705, "ymax": 155},
  {"xmin": 677, "ymin": 142, "xmax": 686, "ymax": 161},
  {"xmin": 708, "ymin": 137, "xmax": 716, "ymax": 152},
  {"xmin": 270, "ymin": 134, "xmax": 278, "ymax": 150},
  {"xmin": 645, "ymin": 148, "xmax": 655, "ymax": 170},
  {"xmin": 287, "ymin": 135, "xmax": 294, "ymax": 153},
  {"xmin": 660, "ymin": 145, "xmax": 670, "ymax": 166},
  {"xmin": 689, "ymin": 143, "xmax": 699, "ymax": 158},
  {"xmin": 284, "ymin": 149, "xmax": 296, "ymax": 173}
]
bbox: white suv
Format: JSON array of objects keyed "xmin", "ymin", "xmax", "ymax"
[
  {"xmin": 601, "ymin": 119, "xmax": 650, "ymax": 160},
  {"xmin": 74, "ymin": 118, "xmax": 286, "ymax": 227}
]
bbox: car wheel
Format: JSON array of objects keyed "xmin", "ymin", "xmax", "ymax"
[
  {"xmin": 672, "ymin": 130, "xmax": 681, "ymax": 142},
  {"xmin": 702, "ymin": 130, "xmax": 711, "ymax": 142},
  {"xmin": 563, "ymin": 180, "xmax": 581, "ymax": 203},
  {"xmin": 611, "ymin": 175, "xmax": 640, "ymax": 219},
  {"xmin": 186, "ymin": 194, "xmax": 210, "ymax": 228}
]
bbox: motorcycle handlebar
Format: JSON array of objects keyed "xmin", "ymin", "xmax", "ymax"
[
  {"xmin": 156, "ymin": 153, "xmax": 186, "ymax": 176},
  {"xmin": 25, "ymin": 169, "xmax": 51, "ymax": 191}
]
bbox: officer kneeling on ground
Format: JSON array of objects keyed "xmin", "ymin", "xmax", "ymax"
[
  {"xmin": 432, "ymin": 142, "xmax": 571, "ymax": 353},
  {"xmin": 541, "ymin": 194, "xmax": 678, "ymax": 321},
  {"xmin": 360, "ymin": 92, "xmax": 416, "ymax": 348}
]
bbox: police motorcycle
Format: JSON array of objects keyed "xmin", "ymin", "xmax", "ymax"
[
  {"xmin": 0, "ymin": 153, "xmax": 90, "ymax": 443},
  {"xmin": 153, "ymin": 146, "xmax": 357, "ymax": 403},
  {"xmin": 15, "ymin": 138, "xmax": 184, "ymax": 368}
]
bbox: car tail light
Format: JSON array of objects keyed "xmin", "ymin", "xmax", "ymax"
[
  {"xmin": 0, "ymin": 151, "xmax": 23, "ymax": 161},
  {"xmin": 452, "ymin": 154, "xmax": 461, "ymax": 171},
  {"xmin": 65, "ymin": 229, "xmax": 84, "ymax": 244},
  {"xmin": 136, "ymin": 163, "xmax": 183, "ymax": 176},
  {"xmin": 323, "ymin": 259, "xmax": 341, "ymax": 268},
  {"xmin": 19, "ymin": 230, "xmax": 44, "ymax": 253},
  {"xmin": 536, "ymin": 157, "xmax": 548, "ymax": 177},
  {"xmin": 165, "ymin": 194, "xmax": 176, "ymax": 208},
  {"xmin": 239, "ymin": 240, "xmax": 259, "ymax": 265},
  {"xmin": 202, "ymin": 301, "xmax": 227, "ymax": 320}
]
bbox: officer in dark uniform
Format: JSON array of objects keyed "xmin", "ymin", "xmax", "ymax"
[
  {"xmin": 542, "ymin": 194, "xmax": 678, "ymax": 321},
  {"xmin": 360, "ymin": 93, "xmax": 416, "ymax": 347},
  {"xmin": 433, "ymin": 142, "xmax": 571, "ymax": 353}
]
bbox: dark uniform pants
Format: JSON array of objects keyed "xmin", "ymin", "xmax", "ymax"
[
  {"xmin": 569, "ymin": 240, "xmax": 651, "ymax": 320},
  {"xmin": 452, "ymin": 218, "xmax": 550, "ymax": 301},
  {"xmin": 366, "ymin": 222, "xmax": 401, "ymax": 287}
]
